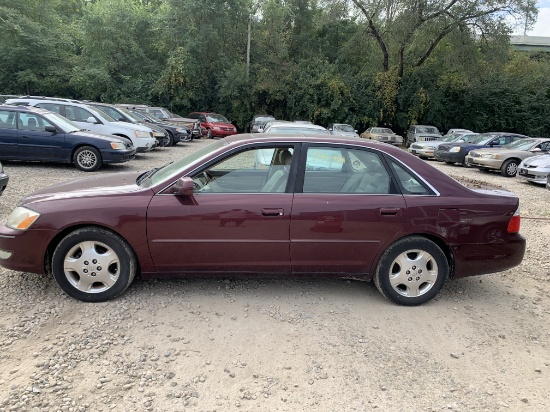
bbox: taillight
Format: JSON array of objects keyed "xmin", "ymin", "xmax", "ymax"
[{"xmin": 507, "ymin": 207, "xmax": 521, "ymax": 233}]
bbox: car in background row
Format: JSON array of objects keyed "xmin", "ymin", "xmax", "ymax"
[
  {"xmin": 263, "ymin": 121, "xmax": 329, "ymax": 135},
  {"xmin": 187, "ymin": 112, "xmax": 237, "ymax": 139},
  {"xmin": 410, "ymin": 132, "xmax": 478, "ymax": 159},
  {"xmin": 0, "ymin": 161, "xmax": 8, "ymax": 195},
  {"xmin": 6, "ymin": 97, "xmax": 157, "ymax": 152},
  {"xmin": 327, "ymin": 123, "xmax": 359, "ymax": 138},
  {"xmin": 248, "ymin": 114, "xmax": 275, "ymax": 133},
  {"xmin": 361, "ymin": 127, "xmax": 403, "ymax": 146},
  {"xmin": 406, "ymin": 125, "xmax": 442, "ymax": 148},
  {"xmin": 435, "ymin": 132, "xmax": 528, "ymax": 167},
  {"xmin": 128, "ymin": 110, "xmax": 193, "ymax": 145},
  {"xmin": 465, "ymin": 138, "xmax": 550, "ymax": 177},
  {"xmin": 0, "ymin": 105, "xmax": 135, "ymax": 171},
  {"xmin": 518, "ymin": 153, "xmax": 550, "ymax": 185},
  {"xmin": 117, "ymin": 104, "xmax": 202, "ymax": 138},
  {"xmin": 87, "ymin": 103, "xmax": 172, "ymax": 147},
  {"xmin": 0, "ymin": 134, "xmax": 526, "ymax": 305}
]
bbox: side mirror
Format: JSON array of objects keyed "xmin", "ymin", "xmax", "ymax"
[
  {"xmin": 328, "ymin": 128, "xmax": 333, "ymax": 131},
  {"xmin": 531, "ymin": 147, "xmax": 542, "ymax": 152},
  {"xmin": 171, "ymin": 177, "xmax": 194, "ymax": 196},
  {"xmin": 86, "ymin": 117, "xmax": 98, "ymax": 124},
  {"xmin": 45, "ymin": 125, "xmax": 57, "ymax": 133},
  {"xmin": 354, "ymin": 130, "xmax": 358, "ymax": 133}
]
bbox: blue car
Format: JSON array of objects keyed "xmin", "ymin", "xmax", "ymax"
[
  {"xmin": 434, "ymin": 132, "xmax": 528, "ymax": 167},
  {"xmin": 0, "ymin": 105, "xmax": 135, "ymax": 171}
]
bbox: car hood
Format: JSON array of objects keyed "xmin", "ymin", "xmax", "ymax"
[
  {"xmin": 521, "ymin": 153, "xmax": 550, "ymax": 166},
  {"xmin": 19, "ymin": 172, "xmax": 145, "ymax": 206},
  {"xmin": 74, "ymin": 130, "xmax": 129, "ymax": 144},
  {"xmin": 111, "ymin": 121, "xmax": 152, "ymax": 133}
]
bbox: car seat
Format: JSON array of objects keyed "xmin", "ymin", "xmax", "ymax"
[{"xmin": 261, "ymin": 149, "xmax": 292, "ymax": 192}]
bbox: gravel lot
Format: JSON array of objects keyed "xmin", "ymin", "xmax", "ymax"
[{"xmin": 0, "ymin": 139, "xmax": 549, "ymax": 411}]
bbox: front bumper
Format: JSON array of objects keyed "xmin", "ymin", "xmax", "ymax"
[
  {"xmin": 135, "ymin": 138, "xmax": 157, "ymax": 153},
  {"xmin": 0, "ymin": 172, "xmax": 8, "ymax": 195},
  {"xmin": 435, "ymin": 150, "xmax": 465, "ymax": 163},
  {"xmin": 0, "ymin": 225, "xmax": 54, "ymax": 275},
  {"xmin": 410, "ymin": 145, "xmax": 435, "ymax": 158},
  {"xmin": 211, "ymin": 128, "xmax": 237, "ymax": 138},
  {"xmin": 101, "ymin": 148, "xmax": 137, "ymax": 164},
  {"xmin": 464, "ymin": 156, "xmax": 503, "ymax": 170},
  {"xmin": 517, "ymin": 166, "xmax": 550, "ymax": 184}
]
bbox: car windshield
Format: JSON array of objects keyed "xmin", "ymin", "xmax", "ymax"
[
  {"xmin": 267, "ymin": 127, "xmax": 330, "ymax": 135},
  {"xmin": 140, "ymin": 140, "xmax": 227, "ymax": 187},
  {"xmin": 417, "ymin": 126, "xmax": 439, "ymax": 133},
  {"xmin": 147, "ymin": 108, "xmax": 171, "ymax": 119},
  {"xmin": 43, "ymin": 112, "xmax": 81, "ymax": 133},
  {"xmin": 120, "ymin": 108, "xmax": 144, "ymax": 122},
  {"xmin": 464, "ymin": 133, "xmax": 495, "ymax": 145},
  {"xmin": 440, "ymin": 133, "xmax": 461, "ymax": 142},
  {"xmin": 503, "ymin": 139, "xmax": 537, "ymax": 150},
  {"xmin": 206, "ymin": 114, "xmax": 230, "ymax": 123},
  {"xmin": 335, "ymin": 124, "xmax": 355, "ymax": 132},
  {"xmin": 373, "ymin": 128, "xmax": 393, "ymax": 134}
]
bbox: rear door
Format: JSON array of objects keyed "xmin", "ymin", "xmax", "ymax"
[
  {"xmin": 290, "ymin": 144, "xmax": 407, "ymax": 274},
  {"xmin": 0, "ymin": 109, "xmax": 19, "ymax": 159}
]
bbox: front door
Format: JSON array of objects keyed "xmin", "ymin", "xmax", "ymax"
[
  {"xmin": 17, "ymin": 112, "xmax": 66, "ymax": 161},
  {"xmin": 146, "ymin": 145, "xmax": 297, "ymax": 273}
]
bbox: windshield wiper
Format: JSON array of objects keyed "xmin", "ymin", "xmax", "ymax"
[{"xmin": 136, "ymin": 167, "xmax": 161, "ymax": 185}]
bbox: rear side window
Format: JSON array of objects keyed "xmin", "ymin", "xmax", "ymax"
[
  {"xmin": 388, "ymin": 159, "xmax": 433, "ymax": 195},
  {"xmin": 36, "ymin": 103, "xmax": 63, "ymax": 114}
]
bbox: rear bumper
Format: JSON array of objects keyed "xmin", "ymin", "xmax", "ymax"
[{"xmin": 452, "ymin": 234, "xmax": 526, "ymax": 278}]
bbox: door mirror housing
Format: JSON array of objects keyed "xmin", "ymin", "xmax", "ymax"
[
  {"xmin": 45, "ymin": 125, "xmax": 57, "ymax": 133},
  {"xmin": 171, "ymin": 177, "xmax": 194, "ymax": 196},
  {"xmin": 86, "ymin": 117, "xmax": 98, "ymax": 124}
]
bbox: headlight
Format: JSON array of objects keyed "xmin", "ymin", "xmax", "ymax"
[
  {"xmin": 481, "ymin": 153, "xmax": 498, "ymax": 158},
  {"xmin": 449, "ymin": 147, "xmax": 462, "ymax": 153},
  {"xmin": 375, "ymin": 135, "xmax": 383, "ymax": 140},
  {"xmin": 134, "ymin": 130, "xmax": 150, "ymax": 138},
  {"xmin": 7, "ymin": 207, "xmax": 41, "ymax": 230},
  {"xmin": 176, "ymin": 128, "xmax": 188, "ymax": 133},
  {"xmin": 213, "ymin": 126, "xmax": 221, "ymax": 131},
  {"xmin": 110, "ymin": 142, "xmax": 126, "ymax": 150},
  {"xmin": 153, "ymin": 132, "xmax": 165, "ymax": 137}
]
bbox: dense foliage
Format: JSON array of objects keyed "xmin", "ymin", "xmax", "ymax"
[{"xmin": 0, "ymin": 0, "xmax": 547, "ymax": 135}]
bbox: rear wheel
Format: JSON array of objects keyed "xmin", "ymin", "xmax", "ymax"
[
  {"xmin": 74, "ymin": 146, "xmax": 102, "ymax": 172},
  {"xmin": 501, "ymin": 159, "xmax": 519, "ymax": 177},
  {"xmin": 374, "ymin": 236, "xmax": 448, "ymax": 306},
  {"xmin": 51, "ymin": 227, "xmax": 137, "ymax": 302}
]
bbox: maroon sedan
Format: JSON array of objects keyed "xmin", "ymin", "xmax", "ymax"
[{"xmin": 0, "ymin": 135, "xmax": 525, "ymax": 305}]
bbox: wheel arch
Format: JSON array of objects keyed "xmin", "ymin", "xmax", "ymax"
[{"xmin": 44, "ymin": 224, "xmax": 141, "ymax": 277}]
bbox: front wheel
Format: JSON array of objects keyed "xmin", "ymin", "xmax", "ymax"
[
  {"xmin": 374, "ymin": 236, "xmax": 448, "ymax": 306},
  {"xmin": 501, "ymin": 159, "xmax": 518, "ymax": 177},
  {"xmin": 51, "ymin": 227, "xmax": 137, "ymax": 302},
  {"xmin": 74, "ymin": 146, "xmax": 102, "ymax": 171},
  {"xmin": 207, "ymin": 129, "xmax": 213, "ymax": 139}
]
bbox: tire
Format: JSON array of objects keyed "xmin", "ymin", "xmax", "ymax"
[
  {"xmin": 461, "ymin": 158, "xmax": 472, "ymax": 168},
  {"xmin": 166, "ymin": 131, "xmax": 175, "ymax": 146},
  {"xmin": 207, "ymin": 129, "xmax": 213, "ymax": 139},
  {"xmin": 51, "ymin": 227, "xmax": 137, "ymax": 302},
  {"xmin": 478, "ymin": 167, "xmax": 489, "ymax": 172},
  {"xmin": 500, "ymin": 159, "xmax": 518, "ymax": 177},
  {"xmin": 444, "ymin": 161, "xmax": 454, "ymax": 165},
  {"xmin": 73, "ymin": 146, "xmax": 102, "ymax": 172},
  {"xmin": 374, "ymin": 236, "xmax": 448, "ymax": 306}
]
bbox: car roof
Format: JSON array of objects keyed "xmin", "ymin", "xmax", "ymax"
[{"xmin": 0, "ymin": 104, "xmax": 54, "ymax": 115}]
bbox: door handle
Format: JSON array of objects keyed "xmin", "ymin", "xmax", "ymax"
[
  {"xmin": 380, "ymin": 208, "xmax": 399, "ymax": 216},
  {"xmin": 262, "ymin": 208, "xmax": 284, "ymax": 216}
]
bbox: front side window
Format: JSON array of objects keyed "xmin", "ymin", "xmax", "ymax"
[
  {"xmin": 192, "ymin": 146, "xmax": 294, "ymax": 193},
  {"xmin": 64, "ymin": 106, "xmax": 95, "ymax": 122},
  {"xmin": 302, "ymin": 146, "xmax": 393, "ymax": 194}
]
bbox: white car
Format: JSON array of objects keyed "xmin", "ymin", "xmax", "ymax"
[
  {"xmin": 263, "ymin": 121, "xmax": 330, "ymax": 135},
  {"xmin": 5, "ymin": 97, "xmax": 157, "ymax": 152},
  {"xmin": 517, "ymin": 153, "xmax": 550, "ymax": 184}
]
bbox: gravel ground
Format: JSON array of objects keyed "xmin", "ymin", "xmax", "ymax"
[{"xmin": 0, "ymin": 140, "xmax": 549, "ymax": 411}]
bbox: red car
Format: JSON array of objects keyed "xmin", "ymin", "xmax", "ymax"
[
  {"xmin": 187, "ymin": 112, "xmax": 237, "ymax": 139},
  {"xmin": 0, "ymin": 135, "xmax": 525, "ymax": 305}
]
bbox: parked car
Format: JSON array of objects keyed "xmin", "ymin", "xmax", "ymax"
[
  {"xmin": 435, "ymin": 132, "xmax": 528, "ymax": 167},
  {"xmin": 87, "ymin": 103, "xmax": 172, "ymax": 147},
  {"xmin": 0, "ymin": 105, "xmax": 135, "ymax": 171},
  {"xmin": 187, "ymin": 112, "xmax": 237, "ymax": 139},
  {"xmin": 0, "ymin": 161, "xmax": 8, "ymax": 195},
  {"xmin": 6, "ymin": 97, "xmax": 157, "ymax": 152},
  {"xmin": 406, "ymin": 125, "xmax": 442, "ymax": 148},
  {"xmin": 445, "ymin": 128, "xmax": 474, "ymax": 136},
  {"xmin": 327, "ymin": 123, "xmax": 360, "ymax": 138},
  {"xmin": 465, "ymin": 138, "xmax": 550, "ymax": 177},
  {"xmin": 263, "ymin": 121, "xmax": 330, "ymax": 135},
  {"xmin": 117, "ymin": 105, "xmax": 202, "ymax": 138},
  {"xmin": 360, "ymin": 127, "xmax": 403, "ymax": 146},
  {"xmin": 0, "ymin": 135, "xmax": 525, "ymax": 306},
  {"xmin": 248, "ymin": 114, "xmax": 275, "ymax": 133},
  {"xmin": 410, "ymin": 132, "xmax": 478, "ymax": 159},
  {"xmin": 517, "ymin": 153, "xmax": 550, "ymax": 185},
  {"xmin": 127, "ymin": 110, "xmax": 193, "ymax": 145}
]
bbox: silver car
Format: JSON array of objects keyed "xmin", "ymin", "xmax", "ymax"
[
  {"xmin": 327, "ymin": 123, "xmax": 359, "ymax": 138},
  {"xmin": 406, "ymin": 125, "xmax": 442, "ymax": 148},
  {"xmin": 410, "ymin": 132, "xmax": 477, "ymax": 159},
  {"xmin": 518, "ymin": 153, "xmax": 550, "ymax": 184}
]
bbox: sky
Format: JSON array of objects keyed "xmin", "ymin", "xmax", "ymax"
[{"xmin": 519, "ymin": 1, "xmax": 550, "ymax": 36}]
